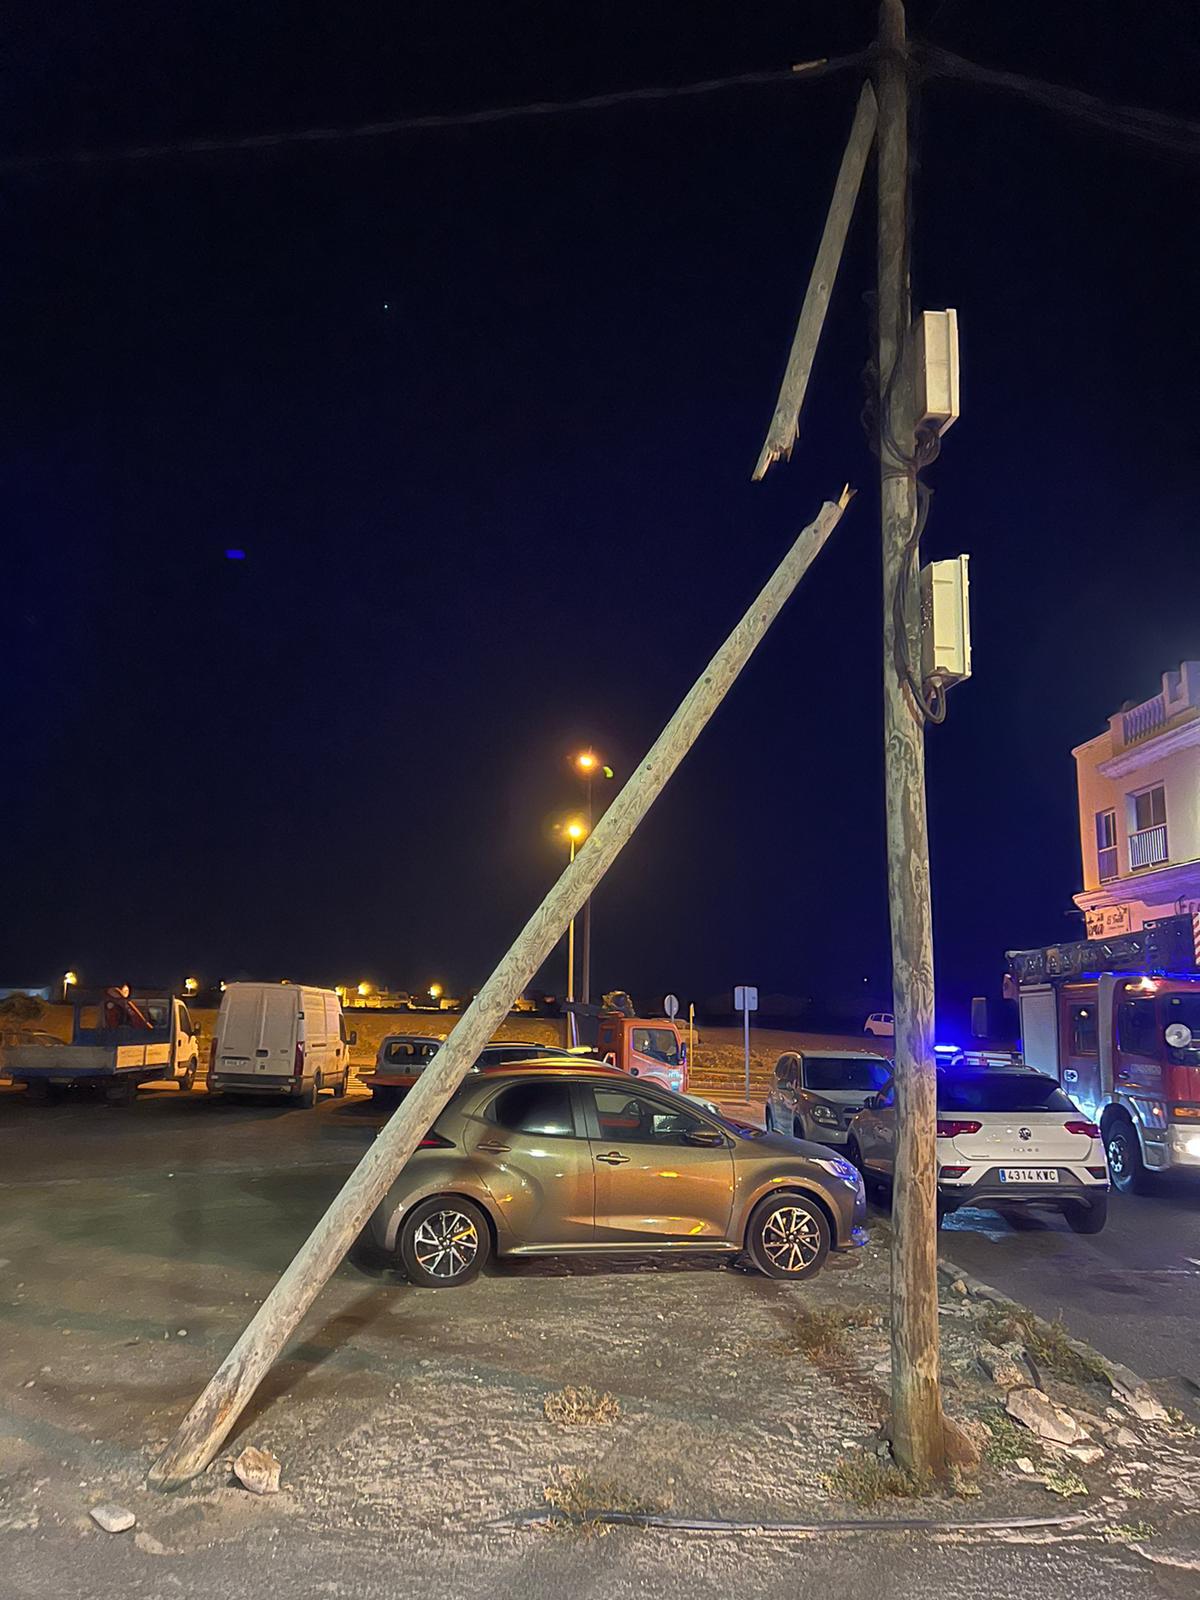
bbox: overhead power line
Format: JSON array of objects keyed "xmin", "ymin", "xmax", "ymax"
[
  {"xmin": 3, "ymin": 42, "xmax": 1197, "ymax": 176},
  {"xmin": 920, "ymin": 44, "xmax": 1200, "ymax": 157},
  {"xmin": 0, "ymin": 53, "xmax": 868, "ymax": 172}
]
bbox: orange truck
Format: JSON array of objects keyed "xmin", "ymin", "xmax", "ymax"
[{"xmin": 592, "ymin": 1011, "xmax": 689, "ymax": 1095}]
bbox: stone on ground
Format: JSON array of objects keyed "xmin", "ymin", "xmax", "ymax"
[
  {"xmin": 1005, "ymin": 1387, "xmax": 1088, "ymax": 1446},
  {"xmin": 89, "ymin": 1503, "xmax": 136, "ymax": 1534},
  {"xmin": 233, "ymin": 1445, "xmax": 282, "ymax": 1495}
]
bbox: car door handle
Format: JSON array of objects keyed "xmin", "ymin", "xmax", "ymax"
[
  {"xmin": 476, "ymin": 1141, "xmax": 511, "ymax": 1153},
  {"xmin": 595, "ymin": 1151, "xmax": 631, "ymax": 1165}
]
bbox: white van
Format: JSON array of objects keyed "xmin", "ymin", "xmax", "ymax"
[{"xmin": 208, "ymin": 983, "xmax": 353, "ymax": 1105}]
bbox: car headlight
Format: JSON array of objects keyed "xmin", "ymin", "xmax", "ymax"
[
  {"xmin": 812, "ymin": 1155, "xmax": 859, "ymax": 1183},
  {"xmin": 810, "ymin": 1103, "xmax": 838, "ymax": 1125}
]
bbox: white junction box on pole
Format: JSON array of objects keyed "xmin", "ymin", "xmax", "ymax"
[
  {"xmin": 911, "ymin": 308, "xmax": 960, "ymax": 436},
  {"xmin": 920, "ymin": 554, "xmax": 971, "ymax": 686}
]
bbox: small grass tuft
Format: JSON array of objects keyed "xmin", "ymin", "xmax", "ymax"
[
  {"xmin": 823, "ymin": 1454, "xmax": 924, "ymax": 1506},
  {"xmin": 1104, "ymin": 1520, "xmax": 1155, "ymax": 1543},
  {"xmin": 1042, "ymin": 1469, "xmax": 1088, "ymax": 1498},
  {"xmin": 973, "ymin": 1307, "xmax": 1110, "ymax": 1388},
  {"xmin": 981, "ymin": 1405, "xmax": 1038, "ymax": 1468},
  {"xmin": 792, "ymin": 1303, "xmax": 885, "ymax": 1362},
  {"xmin": 542, "ymin": 1385, "xmax": 621, "ymax": 1427},
  {"xmin": 542, "ymin": 1469, "xmax": 658, "ymax": 1538}
]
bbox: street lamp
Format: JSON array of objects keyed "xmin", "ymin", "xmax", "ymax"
[
  {"xmin": 62, "ymin": 970, "xmax": 78, "ymax": 1003},
  {"xmin": 184, "ymin": 976, "xmax": 199, "ymax": 995},
  {"xmin": 571, "ymin": 752, "xmax": 614, "ymax": 1004},
  {"xmin": 357, "ymin": 981, "xmax": 371, "ymax": 999},
  {"xmin": 428, "ymin": 983, "xmax": 444, "ymax": 1001},
  {"xmin": 561, "ymin": 817, "xmax": 589, "ymax": 1010}
]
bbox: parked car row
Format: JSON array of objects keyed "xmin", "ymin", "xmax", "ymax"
[{"xmin": 767, "ymin": 1048, "xmax": 1110, "ymax": 1233}]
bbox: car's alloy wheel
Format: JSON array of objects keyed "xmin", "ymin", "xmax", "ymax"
[
  {"xmin": 400, "ymin": 1196, "xmax": 491, "ymax": 1288},
  {"xmin": 747, "ymin": 1196, "xmax": 829, "ymax": 1280},
  {"xmin": 413, "ymin": 1209, "xmax": 478, "ymax": 1279}
]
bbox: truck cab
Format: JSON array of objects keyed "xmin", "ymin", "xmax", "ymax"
[
  {"xmin": 1008, "ymin": 914, "xmax": 1200, "ymax": 1192},
  {"xmin": 594, "ymin": 1015, "xmax": 688, "ymax": 1095}
]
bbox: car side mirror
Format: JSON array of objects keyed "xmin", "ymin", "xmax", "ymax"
[
  {"xmin": 683, "ymin": 1126, "xmax": 725, "ymax": 1147},
  {"xmin": 348, "ymin": 1030, "xmax": 358, "ymax": 1046}
]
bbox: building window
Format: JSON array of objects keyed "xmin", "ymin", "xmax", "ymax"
[
  {"xmin": 1128, "ymin": 784, "xmax": 1168, "ymax": 869},
  {"xmin": 1095, "ymin": 809, "xmax": 1118, "ymax": 882}
]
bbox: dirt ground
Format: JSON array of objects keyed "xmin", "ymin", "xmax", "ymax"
[{"xmin": 2, "ymin": 1084, "xmax": 1200, "ymax": 1598}]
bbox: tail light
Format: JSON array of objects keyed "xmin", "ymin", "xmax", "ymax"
[
  {"xmin": 1065, "ymin": 1119, "xmax": 1101, "ymax": 1137},
  {"xmin": 1086, "ymin": 1165, "xmax": 1108, "ymax": 1179},
  {"xmin": 939, "ymin": 1165, "xmax": 969, "ymax": 1179},
  {"xmin": 293, "ymin": 1042, "xmax": 305, "ymax": 1080},
  {"xmin": 417, "ymin": 1131, "xmax": 454, "ymax": 1149},
  {"xmin": 937, "ymin": 1119, "xmax": 982, "ymax": 1138}
]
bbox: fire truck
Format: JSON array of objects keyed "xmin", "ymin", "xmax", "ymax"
[{"xmin": 1005, "ymin": 913, "xmax": 1200, "ymax": 1193}]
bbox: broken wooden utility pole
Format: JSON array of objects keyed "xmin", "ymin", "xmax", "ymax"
[
  {"xmin": 752, "ymin": 80, "xmax": 878, "ymax": 480},
  {"xmin": 149, "ymin": 487, "xmax": 853, "ymax": 1491},
  {"xmin": 875, "ymin": 0, "xmax": 947, "ymax": 1479}
]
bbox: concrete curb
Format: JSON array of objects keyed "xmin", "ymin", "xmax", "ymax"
[{"xmin": 936, "ymin": 1255, "xmax": 1153, "ymax": 1401}]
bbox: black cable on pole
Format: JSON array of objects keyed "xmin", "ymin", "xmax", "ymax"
[
  {"xmin": 0, "ymin": 53, "xmax": 870, "ymax": 173},
  {"xmin": 920, "ymin": 44, "xmax": 1200, "ymax": 157}
]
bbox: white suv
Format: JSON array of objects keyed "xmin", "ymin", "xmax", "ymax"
[{"xmin": 846, "ymin": 1066, "xmax": 1109, "ymax": 1232}]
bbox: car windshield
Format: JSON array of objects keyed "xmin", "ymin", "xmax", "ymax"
[
  {"xmin": 1164, "ymin": 993, "xmax": 1200, "ymax": 1065},
  {"xmin": 938, "ymin": 1072, "xmax": 1073, "ymax": 1113},
  {"xmin": 630, "ymin": 1027, "xmax": 679, "ymax": 1065},
  {"xmin": 804, "ymin": 1056, "xmax": 891, "ymax": 1092}
]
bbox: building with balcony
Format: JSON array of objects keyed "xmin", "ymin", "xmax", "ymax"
[{"xmin": 1073, "ymin": 661, "xmax": 1200, "ymax": 937}]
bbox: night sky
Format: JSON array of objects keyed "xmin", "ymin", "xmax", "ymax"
[{"xmin": 4, "ymin": 2, "xmax": 1198, "ymax": 1027}]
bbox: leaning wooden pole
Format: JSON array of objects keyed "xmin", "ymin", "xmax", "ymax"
[
  {"xmin": 752, "ymin": 81, "xmax": 878, "ymax": 480},
  {"xmin": 149, "ymin": 487, "xmax": 853, "ymax": 1490},
  {"xmin": 875, "ymin": 0, "xmax": 947, "ymax": 1478}
]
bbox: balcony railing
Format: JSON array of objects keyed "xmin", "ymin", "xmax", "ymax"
[
  {"xmin": 1097, "ymin": 845, "xmax": 1119, "ymax": 882},
  {"xmin": 1129, "ymin": 823, "xmax": 1168, "ymax": 870},
  {"xmin": 1122, "ymin": 695, "xmax": 1167, "ymax": 747}
]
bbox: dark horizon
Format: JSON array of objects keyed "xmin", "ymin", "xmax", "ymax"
[{"xmin": 5, "ymin": 2, "xmax": 1198, "ymax": 1030}]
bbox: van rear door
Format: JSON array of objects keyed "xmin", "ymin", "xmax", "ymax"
[{"xmin": 222, "ymin": 987, "xmax": 297, "ymax": 1081}]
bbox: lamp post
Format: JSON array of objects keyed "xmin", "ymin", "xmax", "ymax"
[
  {"xmin": 184, "ymin": 977, "xmax": 199, "ymax": 996},
  {"xmin": 572, "ymin": 752, "xmax": 614, "ymax": 1005},
  {"xmin": 62, "ymin": 970, "xmax": 78, "ymax": 1004},
  {"xmin": 562, "ymin": 819, "xmax": 588, "ymax": 1028}
]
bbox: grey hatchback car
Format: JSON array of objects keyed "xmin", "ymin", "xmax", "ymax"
[
  {"xmin": 766, "ymin": 1050, "xmax": 892, "ymax": 1147},
  {"xmin": 369, "ymin": 1061, "xmax": 866, "ymax": 1287}
]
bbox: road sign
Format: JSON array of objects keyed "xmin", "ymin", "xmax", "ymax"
[
  {"xmin": 734, "ymin": 986, "xmax": 757, "ymax": 1102},
  {"xmin": 663, "ymin": 993, "xmax": 679, "ymax": 1020}
]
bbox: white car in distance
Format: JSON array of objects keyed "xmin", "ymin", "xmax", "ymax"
[{"xmin": 846, "ymin": 1066, "xmax": 1109, "ymax": 1233}]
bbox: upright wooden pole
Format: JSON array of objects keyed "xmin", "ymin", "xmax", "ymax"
[
  {"xmin": 875, "ymin": 0, "xmax": 946, "ymax": 1479},
  {"xmin": 149, "ymin": 488, "xmax": 852, "ymax": 1490},
  {"xmin": 753, "ymin": 81, "xmax": 878, "ymax": 480}
]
